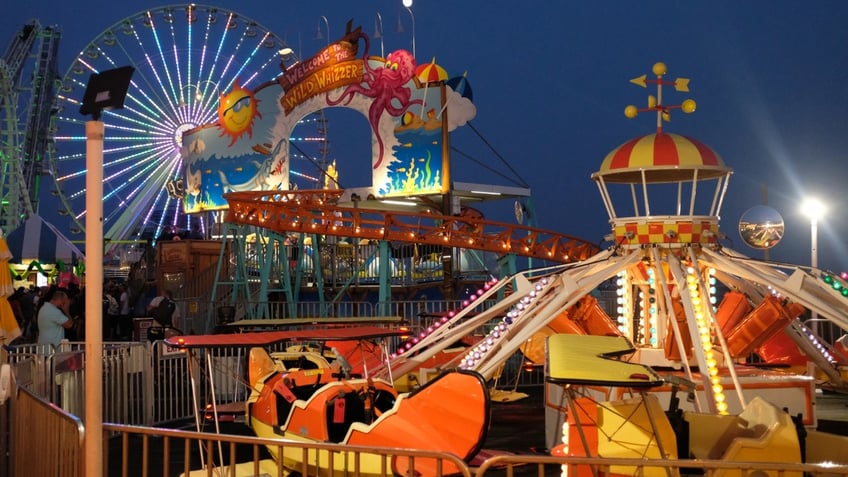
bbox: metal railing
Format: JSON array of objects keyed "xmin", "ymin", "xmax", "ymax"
[
  {"xmin": 103, "ymin": 423, "xmax": 472, "ymax": 477},
  {"xmin": 8, "ymin": 379, "xmax": 84, "ymax": 477},
  {"xmin": 2, "ymin": 300, "xmax": 542, "ymax": 429},
  {"xmin": 475, "ymin": 454, "xmax": 848, "ymax": 477},
  {"xmin": 200, "ymin": 297, "xmax": 502, "ymax": 324},
  {"xmin": 10, "ymin": 409, "xmax": 847, "ymax": 477}
]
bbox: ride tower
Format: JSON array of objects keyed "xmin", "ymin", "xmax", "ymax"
[
  {"xmin": 591, "ymin": 62, "xmax": 848, "ymax": 417},
  {"xmin": 592, "ymin": 62, "xmax": 736, "ymax": 413}
]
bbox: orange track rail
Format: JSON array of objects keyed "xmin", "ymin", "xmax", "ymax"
[{"xmin": 224, "ymin": 190, "xmax": 600, "ymax": 264}]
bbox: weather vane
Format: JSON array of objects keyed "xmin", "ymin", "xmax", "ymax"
[{"xmin": 624, "ymin": 62, "xmax": 696, "ymax": 133}]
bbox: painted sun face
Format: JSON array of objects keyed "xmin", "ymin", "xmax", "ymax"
[{"xmin": 217, "ymin": 79, "xmax": 260, "ymax": 146}]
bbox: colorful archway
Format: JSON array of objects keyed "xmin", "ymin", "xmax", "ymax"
[{"xmin": 181, "ymin": 23, "xmax": 476, "ymax": 212}]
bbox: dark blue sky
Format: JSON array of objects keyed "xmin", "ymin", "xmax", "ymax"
[{"xmin": 4, "ymin": 1, "xmax": 848, "ymax": 272}]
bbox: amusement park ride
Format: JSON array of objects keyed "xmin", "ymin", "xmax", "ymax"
[
  {"xmin": 0, "ymin": 20, "xmax": 59, "ymax": 232},
  {"xmin": 167, "ymin": 13, "xmax": 848, "ymax": 472},
  {"xmin": 5, "ymin": 4, "xmax": 848, "ymax": 474}
]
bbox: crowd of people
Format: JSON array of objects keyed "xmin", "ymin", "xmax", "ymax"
[
  {"xmin": 7, "ymin": 282, "xmax": 180, "ymax": 347},
  {"xmin": 7, "ymin": 284, "xmax": 84, "ymax": 345}
]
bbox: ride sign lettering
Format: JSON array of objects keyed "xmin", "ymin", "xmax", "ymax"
[{"xmin": 279, "ymin": 41, "xmax": 363, "ymax": 114}]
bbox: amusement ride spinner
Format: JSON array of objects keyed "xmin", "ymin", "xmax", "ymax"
[
  {"xmin": 367, "ymin": 63, "xmax": 848, "ymax": 429},
  {"xmin": 47, "ymin": 4, "xmax": 328, "ymax": 250}
]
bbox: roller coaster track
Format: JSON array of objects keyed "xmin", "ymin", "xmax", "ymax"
[
  {"xmin": 224, "ymin": 190, "xmax": 601, "ymax": 264},
  {"xmin": 0, "ymin": 21, "xmax": 60, "ymax": 229}
]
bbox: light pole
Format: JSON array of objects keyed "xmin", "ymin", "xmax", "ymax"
[
  {"xmin": 801, "ymin": 197, "xmax": 825, "ymax": 333},
  {"xmin": 396, "ymin": 6, "xmax": 416, "ymax": 58},
  {"xmin": 316, "ymin": 15, "xmax": 330, "ymax": 45},
  {"xmin": 79, "ymin": 65, "xmax": 135, "ymax": 477}
]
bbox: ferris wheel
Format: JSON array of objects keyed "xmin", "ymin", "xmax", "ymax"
[{"xmin": 48, "ymin": 4, "xmax": 328, "ymax": 246}]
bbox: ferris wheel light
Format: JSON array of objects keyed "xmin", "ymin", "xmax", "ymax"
[{"xmin": 50, "ymin": 6, "xmax": 328, "ymax": 244}]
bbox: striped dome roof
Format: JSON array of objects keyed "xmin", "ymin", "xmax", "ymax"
[{"xmin": 594, "ymin": 133, "xmax": 730, "ymax": 184}]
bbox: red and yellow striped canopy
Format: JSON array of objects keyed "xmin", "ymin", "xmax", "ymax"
[
  {"xmin": 595, "ymin": 133, "xmax": 729, "ymax": 184},
  {"xmin": 415, "ymin": 59, "xmax": 448, "ymax": 84}
]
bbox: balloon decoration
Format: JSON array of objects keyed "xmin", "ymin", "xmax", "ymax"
[
  {"xmin": 8, "ymin": 259, "xmax": 82, "ymax": 287},
  {"xmin": 23, "ymin": 260, "xmax": 51, "ymax": 278}
]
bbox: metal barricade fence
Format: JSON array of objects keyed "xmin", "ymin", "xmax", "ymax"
[
  {"xmin": 3, "ymin": 295, "xmax": 542, "ymax": 427},
  {"xmin": 7, "ymin": 382, "xmax": 848, "ymax": 477},
  {"xmin": 10, "ymin": 377, "xmax": 84, "ymax": 477},
  {"xmin": 5, "ymin": 340, "xmax": 847, "ymax": 477},
  {"xmin": 2, "ymin": 343, "xmax": 52, "ymax": 397},
  {"xmin": 103, "ymin": 422, "xmax": 472, "ymax": 477}
]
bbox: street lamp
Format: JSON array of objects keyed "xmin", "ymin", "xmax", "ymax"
[
  {"xmin": 374, "ymin": 12, "xmax": 385, "ymax": 58},
  {"xmin": 315, "ymin": 15, "xmax": 330, "ymax": 45},
  {"xmin": 278, "ymin": 47, "xmax": 296, "ymax": 71},
  {"xmin": 801, "ymin": 196, "xmax": 826, "ymax": 333},
  {"xmin": 79, "ymin": 64, "xmax": 135, "ymax": 477},
  {"xmin": 396, "ymin": 6, "xmax": 416, "ymax": 58}
]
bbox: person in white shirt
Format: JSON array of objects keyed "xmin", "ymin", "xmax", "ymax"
[{"xmin": 37, "ymin": 289, "xmax": 72, "ymax": 346}]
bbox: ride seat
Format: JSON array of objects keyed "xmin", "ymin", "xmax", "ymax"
[
  {"xmin": 686, "ymin": 397, "xmax": 802, "ymax": 477},
  {"xmin": 325, "ymin": 391, "xmax": 367, "ymax": 443}
]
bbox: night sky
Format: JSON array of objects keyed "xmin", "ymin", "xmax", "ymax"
[{"xmin": 4, "ymin": 1, "xmax": 848, "ymax": 272}]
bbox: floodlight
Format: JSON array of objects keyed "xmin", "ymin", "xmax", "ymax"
[{"xmin": 79, "ymin": 65, "xmax": 135, "ymax": 120}]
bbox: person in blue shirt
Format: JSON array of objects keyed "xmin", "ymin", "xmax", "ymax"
[{"xmin": 36, "ymin": 289, "xmax": 73, "ymax": 346}]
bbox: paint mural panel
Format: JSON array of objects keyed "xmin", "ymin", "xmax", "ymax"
[{"xmin": 179, "ymin": 23, "xmax": 476, "ymax": 213}]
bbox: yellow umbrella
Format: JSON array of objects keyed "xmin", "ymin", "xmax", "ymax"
[{"xmin": 0, "ymin": 238, "xmax": 20, "ymax": 344}]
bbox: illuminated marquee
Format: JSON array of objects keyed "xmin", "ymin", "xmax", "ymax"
[
  {"xmin": 281, "ymin": 61, "xmax": 363, "ymax": 114},
  {"xmin": 279, "ymin": 41, "xmax": 363, "ymax": 114}
]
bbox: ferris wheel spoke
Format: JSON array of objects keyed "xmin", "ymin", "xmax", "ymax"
[
  {"xmin": 229, "ymin": 32, "xmax": 279, "ymax": 88},
  {"xmin": 103, "ymin": 151, "xmax": 176, "ymax": 216},
  {"xmin": 119, "ymin": 28, "xmax": 183, "ymax": 118},
  {"xmin": 144, "ymin": 13, "xmax": 182, "ymax": 112},
  {"xmin": 103, "ymin": 143, "xmax": 173, "ymax": 186},
  {"xmin": 105, "ymin": 178, "xmax": 174, "ymax": 240}
]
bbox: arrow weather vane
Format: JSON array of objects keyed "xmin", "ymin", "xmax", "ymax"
[{"xmin": 624, "ymin": 62, "xmax": 696, "ymax": 133}]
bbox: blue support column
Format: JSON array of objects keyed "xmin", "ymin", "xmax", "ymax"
[
  {"xmin": 207, "ymin": 222, "xmax": 253, "ymax": 327},
  {"xmin": 230, "ymin": 224, "xmax": 253, "ymax": 317},
  {"xmin": 308, "ymin": 233, "xmax": 326, "ymax": 314},
  {"xmin": 377, "ymin": 239, "xmax": 391, "ymax": 315}
]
